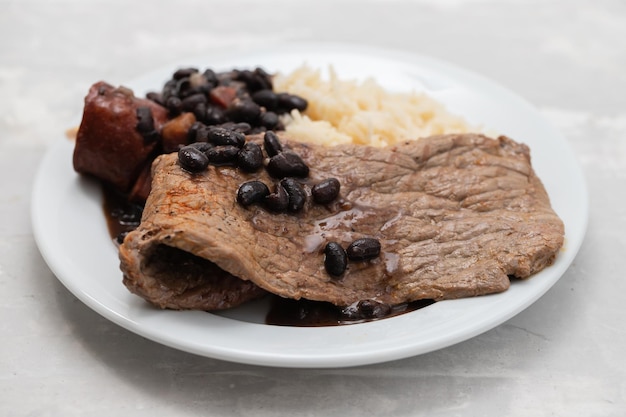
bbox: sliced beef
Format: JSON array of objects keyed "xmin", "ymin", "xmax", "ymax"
[{"xmin": 119, "ymin": 133, "xmax": 564, "ymax": 309}]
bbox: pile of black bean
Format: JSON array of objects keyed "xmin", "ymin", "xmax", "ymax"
[
  {"xmin": 324, "ymin": 238, "xmax": 382, "ymax": 277},
  {"xmin": 235, "ymin": 131, "xmax": 342, "ymax": 214},
  {"xmin": 178, "ymin": 127, "xmax": 262, "ymax": 170},
  {"xmin": 177, "ymin": 128, "xmax": 342, "ymax": 216},
  {"xmin": 146, "ymin": 66, "xmax": 307, "ymax": 133}
]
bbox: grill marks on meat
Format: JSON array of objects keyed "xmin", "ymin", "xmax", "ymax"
[{"xmin": 119, "ymin": 133, "xmax": 564, "ymax": 309}]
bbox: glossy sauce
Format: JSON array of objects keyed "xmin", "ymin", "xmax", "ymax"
[
  {"xmin": 265, "ymin": 296, "xmax": 435, "ymax": 327},
  {"xmin": 101, "ymin": 185, "xmax": 144, "ymax": 243}
]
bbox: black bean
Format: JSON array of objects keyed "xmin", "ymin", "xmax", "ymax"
[
  {"xmin": 226, "ymin": 99, "xmax": 261, "ymax": 124},
  {"xmin": 266, "ymin": 151, "xmax": 309, "ymax": 178},
  {"xmin": 204, "ymin": 106, "xmax": 226, "ymax": 125},
  {"xmin": 346, "ymin": 238, "xmax": 381, "ymax": 261},
  {"xmin": 202, "ymin": 69, "xmax": 219, "ymax": 87},
  {"xmin": 263, "ymin": 130, "xmax": 283, "ymax": 157},
  {"xmin": 190, "ymin": 122, "xmax": 208, "ymax": 142},
  {"xmin": 181, "ymin": 93, "xmax": 208, "ymax": 112},
  {"xmin": 173, "ymin": 68, "xmax": 199, "ymax": 80},
  {"xmin": 135, "ymin": 107, "xmax": 155, "ymax": 133},
  {"xmin": 141, "ymin": 130, "xmax": 161, "ymax": 144},
  {"xmin": 193, "ymin": 102, "xmax": 207, "ymax": 122},
  {"xmin": 324, "ymin": 242, "xmax": 348, "ymax": 277},
  {"xmin": 343, "ymin": 300, "xmax": 392, "ymax": 320},
  {"xmin": 183, "ymin": 85, "xmax": 208, "ymax": 98},
  {"xmin": 280, "ymin": 178, "xmax": 307, "ymax": 212},
  {"xmin": 312, "ymin": 178, "xmax": 341, "ymax": 204},
  {"xmin": 251, "ymin": 89, "xmax": 278, "ymax": 110},
  {"xmin": 206, "ymin": 145, "xmax": 240, "ymax": 165},
  {"xmin": 195, "ymin": 83, "xmax": 212, "ymax": 96},
  {"xmin": 220, "ymin": 122, "xmax": 251, "ymax": 134},
  {"xmin": 118, "ymin": 204, "xmax": 143, "ymax": 224},
  {"xmin": 254, "ymin": 67, "xmax": 273, "ymax": 90},
  {"xmin": 259, "ymin": 111, "xmax": 279, "ymax": 129},
  {"xmin": 206, "ymin": 127, "xmax": 246, "ymax": 147},
  {"xmin": 178, "ymin": 145, "xmax": 209, "ymax": 172},
  {"xmin": 237, "ymin": 180, "xmax": 270, "ymax": 207},
  {"xmin": 264, "ymin": 183, "xmax": 289, "ymax": 212},
  {"xmin": 165, "ymin": 96, "xmax": 183, "ymax": 116},
  {"xmin": 119, "ymin": 212, "xmax": 141, "ymax": 226},
  {"xmin": 187, "ymin": 121, "xmax": 201, "ymax": 143},
  {"xmin": 146, "ymin": 92, "xmax": 164, "ymax": 106},
  {"xmin": 237, "ymin": 142, "xmax": 264, "ymax": 172},
  {"xmin": 238, "ymin": 122, "xmax": 254, "ymax": 133},
  {"xmin": 232, "ymin": 69, "xmax": 253, "ymax": 86},
  {"xmin": 110, "ymin": 208, "xmax": 124, "ymax": 219},
  {"xmin": 175, "ymin": 77, "xmax": 192, "ymax": 97},
  {"xmin": 234, "ymin": 69, "xmax": 270, "ymax": 92},
  {"xmin": 136, "ymin": 107, "xmax": 160, "ymax": 144},
  {"xmin": 116, "ymin": 231, "xmax": 130, "ymax": 245},
  {"xmin": 277, "ymin": 93, "xmax": 308, "ymax": 112},
  {"xmin": 161, "ymin": 79, "xmax": 177, "ymax": 101},
  {"xmin": 187, "ymin": 141, "xmax": 213, "ymax": 153}
]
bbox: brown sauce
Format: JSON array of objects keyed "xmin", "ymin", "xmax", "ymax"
[
  {"xmin": 101, "ymin": 186, "xmax": 435, "ymax": 327},
  {"xmin": 101, "ymin": 184, "xmax": 144, "ymax": 243},
  {"xmin": 265, "ymin": 296, "xmax": 435, "ymax": 327}
]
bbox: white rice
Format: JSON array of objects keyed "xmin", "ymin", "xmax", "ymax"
[{"xmin": 273, "ymin": 65, "xmax": 475, "ymax": 147}]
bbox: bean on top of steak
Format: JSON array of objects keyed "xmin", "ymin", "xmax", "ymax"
[{"xmin": 177, "ymin": 126, "xmax": 339, "ymax": 216}]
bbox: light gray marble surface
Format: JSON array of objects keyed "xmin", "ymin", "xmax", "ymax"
[{"xmin": 1, "ymin": 0, "xmax": 625, "ymax": 415}]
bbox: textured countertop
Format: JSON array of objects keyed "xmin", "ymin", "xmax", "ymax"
[{"xmin": 1, "ymin": 0, "xmax": 625, "ymax": 415}]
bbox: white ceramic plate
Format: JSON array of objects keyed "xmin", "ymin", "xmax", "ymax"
[{"xmin": 31, "ymin": 43, "xmax": 587, "ymax": 368}]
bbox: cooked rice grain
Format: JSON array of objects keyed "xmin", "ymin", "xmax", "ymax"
[{"xmin": 274, "ymin": 65, "xmax": 475, "ymax": 147}]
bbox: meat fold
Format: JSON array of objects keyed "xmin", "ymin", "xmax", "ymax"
[
  {"xmin": 122, "ymin": 243, "xmax": 267, "ymax": 310},
  {"xmin": 119, "ymin": 133, "xmax": 564, "ymax": 310}
]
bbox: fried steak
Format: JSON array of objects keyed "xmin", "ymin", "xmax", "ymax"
[{"xmin": 119, "ymin": 133, "xmax": 564, "ymax": 310}]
